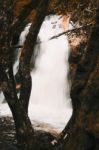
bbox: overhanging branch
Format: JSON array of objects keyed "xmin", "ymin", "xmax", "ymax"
[
  {"xmin": 10, "ymin": 23, "xmax": 93, "ymax": 49},
  {"xmin": 49, "ymin": 23, "xmax": 93, "ymax": 40}
]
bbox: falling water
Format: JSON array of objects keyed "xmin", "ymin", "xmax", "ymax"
[
  {"xmin": 0, "ymin": 15, "xmax": 72, "ymax": 131},
  {"xmin": 29, "ymin": 15, "xmax": 72, "ymax": 130}
]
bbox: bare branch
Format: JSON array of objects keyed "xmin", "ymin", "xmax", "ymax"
[
  {"xmin": 11, "ymin": 45, "xmax": 23, "ymax": 49},
  {"xmin": 49, "ymin": 23, "xmax": 93, "ymax": 40}
]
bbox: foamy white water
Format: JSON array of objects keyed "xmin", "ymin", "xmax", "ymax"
[{"xmin": 0, "ymin": 15, "xmax": 72, "ymax": 131}]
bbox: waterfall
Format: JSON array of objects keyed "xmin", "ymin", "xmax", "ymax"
[
  {"xmin": 0, "ymin": 15, "xmax": 72, "ymax": 131},
  {"xmin": 29, "ymin": 15, "xmax": 72, "ymax": 130}
]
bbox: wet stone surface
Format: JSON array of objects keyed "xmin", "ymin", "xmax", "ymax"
[{"xmin": 0, "ymin": 117, "xmax": 64, "ymax": 150}]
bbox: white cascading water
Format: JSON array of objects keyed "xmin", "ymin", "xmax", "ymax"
[{"xmin": 0, "ymin": 15, "xmax": 72, "ymax": 131}]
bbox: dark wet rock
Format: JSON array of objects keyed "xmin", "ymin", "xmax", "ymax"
[
  {"xmin": 0, "ymin": 143, "xmax": 20, "ymax": 150},
  {"xmin": 0, "ymin": 117, "xmax": 64, "ymax": 150}
]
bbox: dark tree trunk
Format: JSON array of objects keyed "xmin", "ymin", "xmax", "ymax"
[
  {"xmin": 62, "ymin": 7, "xmax": 99, "ymax": 150},
  {"xmin": 0, "ymin": 0, "xmax": 49, "ymax": 149},
  {"xmin": 0, "ymin": 63, "xmax": 34, "ymax": 149},
  {"xmin": 19, "ymin": 0, "xmax": 50, "ymax": 113}
]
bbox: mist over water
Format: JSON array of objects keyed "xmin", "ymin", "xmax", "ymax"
[{"xmin": 0, "ymin": 15, "xmax": 72, "ymax": 131}]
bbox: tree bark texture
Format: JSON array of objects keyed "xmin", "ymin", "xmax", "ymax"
[
  {"xmin": 0, "ymin": 0, "xmax": 50, "ymax": 149},
  {"xmin": 63, "ymin": 7, "xmax": 99, "ymax": 150}
]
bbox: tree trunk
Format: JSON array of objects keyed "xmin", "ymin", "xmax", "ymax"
[
  {"xmin": 63, "ymin": 7, "xmax": 99, "ymax": 150},
  {"xmin": 0, "ymin": 63, "xmax": 34, "ymax": 149},
  {"xmin": 19, "ymin": 0, "xmax": 50, "ymax": 113},
  {"xmin": 0, "ymin": 0, "xmax": 50, "ymax": 149}
]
